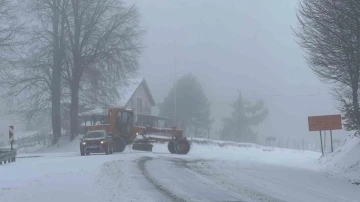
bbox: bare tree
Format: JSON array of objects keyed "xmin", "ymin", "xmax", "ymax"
[
  {"xmin": 0, "ymin": 0, "xmax": 31, "ymax": 111},
  {"xmin": 0, "ymin": 0, "xmax": 18, "ymax": 51},
  {"xmin": 33, "ymin": 0, "xmax": 69, "ymax": 143},
  {"xmin": 77, "ymin": 68, "xmax": 129, "ymax": 108},
  {"xmin": 0, "ymin": 0, "xmax": 22, "ymax": 76},
  {"xmin": 62, "ymin": 0, "xmax": 143, "ymax": 140},
  {"xmin": 0, "ymin": 46, "xmax": 52, "ymax": 119},
  {"xmin": 0, "ymin": 0, "xmax": 69, "ymax": 144},
  {"xmin": 294, "ymin": 0, "xmax": 360, "ymax": 132},
  {"xmin": 0, "ymin": 0, "xmax": 143, "ymax": 143}
]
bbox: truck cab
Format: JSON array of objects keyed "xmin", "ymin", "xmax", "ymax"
[{"xmin": 85, "ymin": 108, "xmax": 135, "ymax": 152}]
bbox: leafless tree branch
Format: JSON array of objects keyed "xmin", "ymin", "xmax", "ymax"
[{"xmin": 294, "ymin": 0, "xmax": 360, "ymax": 132}]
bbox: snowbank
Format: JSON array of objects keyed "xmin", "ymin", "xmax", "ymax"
[
  {"xmin": 15, "ymin": 131, "xmax": 40, "ymax": 139},
  {"xmin": 17, "ymin": 144, "xmax": 47, "ymax": 153},
  {"xmin": 1, "ymin": 143, "xmax": 47, "ymax": 153},
  {"xmin": 319, "ymin": 135, "xmax": 360, "ymax": 184},
  {"xmin": 148, "ymin": 136, "xmax": 258, "ymax": 148},
  {"xmin": 152, "ymin": 139, "xmax": 321, "ymax": 170},
  {"xmin": 33, "ymin": 135, "xmax": 81, "ymax": 153},
  {"xmin": 9, "ymin": 135, "xmax": 81, "ymax": 155}
]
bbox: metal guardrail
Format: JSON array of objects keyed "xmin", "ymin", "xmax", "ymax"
[{"xmin": 0, "ymin": 149, "xmax": 17, "ymax": 165}]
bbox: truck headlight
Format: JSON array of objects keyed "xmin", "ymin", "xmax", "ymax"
[{"xmin": 82, "ymin": 141, "xmax": 86, "ymax": 145}]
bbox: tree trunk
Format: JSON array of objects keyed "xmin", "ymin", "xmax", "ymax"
[
  {"xmin": 352, "ymin": 85, "xmax": 360, "ymax": 130},
  {"xmin": 51, "ymin": 0, "xmax": 62, "ymax": 145},
  {"xmin": 51, "ymin": 64, "xmax": 61, "ymax": 144},
  {"xmin": 70, "ymin": 78, "xmax": 80, "ymax": 140}
]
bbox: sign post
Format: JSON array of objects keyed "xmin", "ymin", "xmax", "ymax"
[
  {"xmin": 324, "ymin": 131, "xmax": 326, "ymax": 149},
  {"xmin": 308, "ymin": 115, "xmax": 342, "ymax": 156},
  {"xmin": 9, "ymin": 126, "xmax": 14, "ymax": 150},
  {"xmin": 319, "ymin": 130, "xmax": 324, "ymax": 156},
  {"xmin": 330, "ymin": 130, "xmax": 333, "ymax": 152}
]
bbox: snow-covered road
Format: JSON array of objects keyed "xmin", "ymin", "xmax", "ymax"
[{"xmin": 1, "ymin": 144, "xmax": 360, "ymax": 202}]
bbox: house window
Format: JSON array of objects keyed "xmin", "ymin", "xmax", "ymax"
[
  {"xmin": 145, "ymin": 101, "xmax": 149, "ymax": 113},
  {"xmin": 137, "ymin": 98, "xmax": 142, "ymax": 112}
]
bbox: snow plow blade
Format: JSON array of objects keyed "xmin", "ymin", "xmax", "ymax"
[{"xmin": 132, "ymin": 143, "xmax": 153, "ymax": 152}]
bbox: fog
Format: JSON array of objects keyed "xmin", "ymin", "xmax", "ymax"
[
  {"xmin": 0, "ymin": 0, "xmax": 351, "ymax": 147},
  {"xmin": 133, "ymin": 0, "xmax": 351, "ymax": 145}
]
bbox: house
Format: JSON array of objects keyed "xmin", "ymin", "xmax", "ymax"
[
  {"xmin": 119, "ymin": 77, "xmax": 156, "ymax": 115},
  {"xmin": 79, "ymin": 77, "xmax": 173, "ymax": 130}
]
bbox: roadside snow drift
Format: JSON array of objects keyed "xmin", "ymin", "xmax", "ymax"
[
  {"xmin": 319, "ymin": 135, "xmax": 360, "ymax": 184},
  {"xmin": 152, "ymin": 138, "xmax": 321, "ymax": 170}
]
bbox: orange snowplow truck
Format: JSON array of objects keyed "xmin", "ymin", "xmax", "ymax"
[{"xmin": 85, "ymin": 107, "xmax": 191, "ymax": 154}]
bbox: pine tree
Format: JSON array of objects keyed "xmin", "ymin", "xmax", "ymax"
[
  {"xmin": 158, "ymin": 73, "xmax": 212, "ymax": 136},
  {"xmin": 222, "ymin": 91, "xmax": 269, "ymax": 143}
]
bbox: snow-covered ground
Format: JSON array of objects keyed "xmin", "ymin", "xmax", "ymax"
[
  {"xmin": 1, "ymin": 136, "xmax": 359, "ymax": 202},
  {"xmin": 32, "ymin": 135, "xmax": 80, "ymax": 153},
  {"xmin": 1, "ymin": 135, "xmax": 80, "ymax": 154},
  {"xmin": 319, "ymin": 135, "xmax": 360, "ymax": 184},
  {"xmin": 189, "ymin": 160, "xmax": 360, "ymax": 202},
  {"xmin": 15, "ymin": 131, "xmax": 42, "ymax": 139}
]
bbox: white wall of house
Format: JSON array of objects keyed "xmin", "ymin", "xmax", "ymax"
[{"xmin": 126, "ymin": 82, "xmax": 152, "ymax": 115}]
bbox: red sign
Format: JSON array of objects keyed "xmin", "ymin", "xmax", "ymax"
[
  {"xmin": 9, "ymin": 126, "xmax": 14, "ymax": 143},
  {"xmin": 308, "ymin": 115, "xmax": 342, "ymax": 131}
]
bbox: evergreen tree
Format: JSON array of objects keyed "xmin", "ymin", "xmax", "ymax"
[
  {"xmin": 222, "ymin": 91, "xmax": 268, "ymax": 143},
  {"xmin": 159, "ymin": 73, "xmax": 212, "ymax": 136}
]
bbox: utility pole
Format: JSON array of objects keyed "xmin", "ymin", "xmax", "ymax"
[
  {"xmin": 173, "ymin": 40, "xmax": 177, "ymax": 127},
  {"xmin": 237, "ymin": 90, "xmax": 242, "ymax": 141}
]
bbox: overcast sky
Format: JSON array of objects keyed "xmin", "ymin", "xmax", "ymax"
[
  {"xmin": 0, "ymin": 0, "xmax": 351, "ymax": 148},
  {"xmin": 131, "ymin": 0, "xmax": 352, "ymax": 146}
]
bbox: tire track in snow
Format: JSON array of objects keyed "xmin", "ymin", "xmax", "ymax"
[
  {"xmin": 182, "ymin": 159, "xmax": 285, "ymax": 202},
  {"xmin": 137, "ymin": 156, "xmax": 187, "ymax": 202},
  {"xmin": 96, "ymin": 158, "xmax": 170, "ymax": 202},
  {"xmin": 142, "ymin": 157, "xmax": 248, "ymax": 202},
  {"xmin": 95, "ymin": 160, "xmax": 125, "ymax": 202},
  {"xmin": 234, "ymin": 165, "xmax": 359, "ymax": 202}
]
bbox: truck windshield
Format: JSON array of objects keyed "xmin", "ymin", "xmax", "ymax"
[{"xmin": 84, "ymin": 131, "xmax": 105, "ymax": 138}]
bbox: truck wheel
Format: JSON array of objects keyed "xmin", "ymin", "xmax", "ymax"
[
  {"xmin": 168, "ymin": 140, "xmax": 176, "ymax": 154},
  {"xmin": 110, "ymin": 145, "xmax": 114, "ymax": 154},
  {"xmin": 105, "ymin": 145, "xmax": 109, "ymax": 155},
  {"xmin": 174, "ymin": 139, "xmax": 191, "ymax": 155},
  {"xmin": 114, "ymin": 137, "xmax": 126, "ymax": 152}
]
